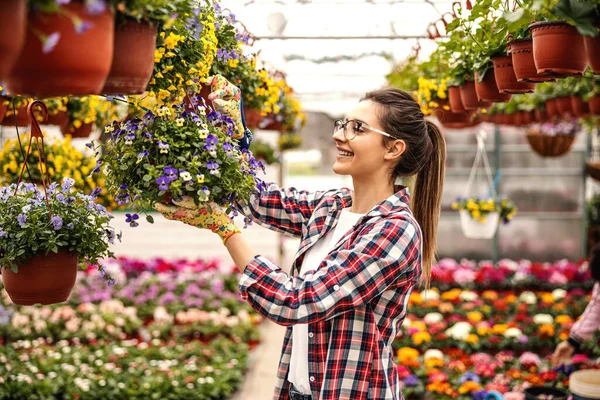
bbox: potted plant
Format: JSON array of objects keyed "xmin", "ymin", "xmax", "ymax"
[
  {"xmin": 62, "ymin": 96, "xmax": 120, "ymax": 138},
  {"xmin": 0, "ymin": 0, "xmax": 27, "ymax": 82},
  {"xmin": 416, "ymin": 76, "xmax": 475, "ymax": 129},
  {"xmin": 5, "ymin": 0, "xmax": 115, "ymax": 96},
  {"xmin": 43, "ymin": 97, "xmax": 69, "ymax": 126},
  {"xmin": 95, "ymin": 101, "xmax": 266, "ymax": 223},
  {"xmin": 526, "ymin": 120, "xmax": 579, "ymax": 157},
  {"xmin": 279, "ymin": 132, "xmax": 302, "ymax": 151},
  {"xmin": 570, "ymin": 75, "xmax": 592, "ymax": 117},
  {"xmin": 0, "ymin": 178, "xmax": 119, "ymax": 305},
  {"xmin": 249, "ymin": 139, "xmax": 278, "ymax": 165},
  {"xmin": 0, "ymin": 96, "xmax": 34, "ymax": 127},
  {"xmin": 452, "ymin": 196, "xmax": 517, "ymax": 239}
]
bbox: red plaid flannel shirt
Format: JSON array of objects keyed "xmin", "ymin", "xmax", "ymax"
[{"xmin": 237, "ymin": 181, "xmax": 422, "ymax": 400}]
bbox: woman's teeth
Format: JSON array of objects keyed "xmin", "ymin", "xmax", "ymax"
[{"xmin": 338, "ymin": 150, "xmax": 354, "ymax": 156}]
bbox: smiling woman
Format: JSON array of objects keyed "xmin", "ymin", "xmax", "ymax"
[{"xmin": 153, "ymin": 77, "xmax": 447, "ymax": 400}]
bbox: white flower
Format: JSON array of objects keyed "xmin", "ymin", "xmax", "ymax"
[
  {"xmin": 519, "ymin": 291, "xmax": 537, "ymax": 305},
  {"xmin": 504, "ymin": 328, "xmax": 523, "ymax": 338},
  {"xmin": 459, "ymin": 290, "xmax": 479, "ymax": 302},
  {"xmin": 511, "ymin": 271, "xmax": 529, "ymax": 283},
  {"xmin": 533, "ymin": 314, "xmax": 554, "ymax": 325},
  {"xmin": 445, "ymin": 322, "xmax": 472, "ymax": 340},
  {"xmin": 420, "ymin": 289, "xmax": 440, "ymax": 300},
  {"xmin": 552, "ymin": 289, "xmax": 567, "ymax": 301},
  {"xmin": 402, "ymin": 318, "xmax": 412, "ymax": 329},
  {"xmin": 424, "ymin": 313, "xmax": 443, "ymax": 324},
  {"xmin": 424, "ymin": 349, "xmax": 444, "ymax": 361}
]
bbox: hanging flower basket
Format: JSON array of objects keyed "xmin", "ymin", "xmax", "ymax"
[
  {"xmin": 5, "ymin": 3, "xmax": 115, "ymax": 97},
  {"xmin": 508, "ymin": 39, "xmax": 555, "ymax": 83},
  {"xmin": 459, "ymin": 210, "xmax": 500, "ymax": 239},
  {"xmin": 530, "ymin": 21, "xmax": 587, "ymax": 77},
  {"xmin": 0, "ymin": 100, "xmax": 6, "ymax": 124},
  {"xmin": 475, "ymin": 71, "xmax": 512, "ymax": 103},
  {"xmin": 0, "ymin": 102, "xmax": 30, "ymax": 127},
  {"xmin": 61, "ymin": 122, "xmax": 93, "ymax": 138},
  {"xmin": 243, "ymin": 106, "xmax": 262, "ymax": 129},
  {"xmin": 0, "ymin": 0, "xmax": 27, "ymax": 81},
  {"xmin": 460, "ymin": 81, "xmax": 492, "ymax": 110},
  {"xmin": 526, "ymin": 134, "xmax": 575, "ymax": 157},
  {"xmin": 584, "ymin": 32, "xmax": 600, "ymax": 74},
  {"xmin": 102, "ymin": 19, "xmax": 158, "ymax": 95},
  {"xmin": 492, "ymin": 56, "xmax": 535, "ymax": 94},
  {"xmin": 534, "ymin": 108, "xmax": 549, "ymax": 122},
  {"xmin": 448, "ymin": 86, "xmax": 467, "ymax": 113},
  {"xmin": 2, "ymin": 252, "xmax": 78, "ymax": 305}
]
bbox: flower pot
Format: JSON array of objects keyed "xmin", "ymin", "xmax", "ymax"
[
  {"xmin": 590, "ymin": 95, "xmax": 600, "ymax": 115},
  {"xmin": 534, "ymin": 108, "xmax": 549, "ymax": 122},
  {"xmin": 2, "ymin": 252, "xmax": 78, "ymax": 305},
  {"xmin": 556, "ymin": 96, "xmax": 574, "ymax": 117},
  {"xmin": 1, "ymin": 104, "xmax": 30, "ymax": 127},
  {"xmin": 0, "ymin": 0, "xmax": 27, "ymax": 81},
  {"xmin": 508, "ymin": 39, "xmax": 556, "ymax": 82},
  {"xmin": 520, "ymin": 111, "xmax": 535, "ymax": 125},
  {"xmin": 261, "ymin": 118, "xmax": 283, "ymax": 131},
  {"xmin": 0, "ymin": 100, "xmax": 6, "ymax": 124},
  {"xmin": 459, "ymin": 210, "xmax": 499, "ymax": 239},
  {"xmin": 5, "ymin": 3, "xmax": 115, "ymax": 97},
  {"xmin": 530, "ymin": 21, "xmax": 587, "ymax": 77},
  {"xmin": 448, "ymin": 86, "xmax": 467, "ymax": 113},
  {"xmin": 546, "ymin": 99, "xmax": 560, "ymax": 119},
  {"xmin": 432, "ymin": 100, "xmax": 475, "ymax": 128},
  {"xmin": 102, "ymin": 19, "xmax": 158, "ymax": 95},
  {"xmin": 61, "ymin": 122, "xmax": 93, "ymax": 138},
  {"xmin": 460, "ymin": 81, "xmax": 492, "ymax": 110},
  {"xmin": 184, "ymin": 83, "xmax": 213, "ymax": 113},
  {"xmin": 584, "ymin": 32, "xmax": 600, "ymax": 74},
  {"xmin": 492, "ymin": 56, "xmax": 535, "ymax": 94},
  {"xmin": 243, "ymin": 106, "xmax": 262, "ymax": 129},
  {"xmin": 587, "ymin": 161, "xmax": 600, "ymax": 182},
  {"xmin": 475, "ymin": 72, "xmax": 512, "ymax": 103},
  {"xmin": 46, "ymin": 110, "xmax": 69, "ymax": 127},
  {"xmin": 526, "ymin": 134, "xmax": 575, "ymax": 157},
  {"xmin": 569, "ymin": 370, "xmax": 600, "ymax": 400},
  {"xmin": 571, "ymin": 96, "xmax": 590, "ymax": 118},
  {"xmin": 524, "ymin": 386, "xmax": 568, "ymax": 400}
]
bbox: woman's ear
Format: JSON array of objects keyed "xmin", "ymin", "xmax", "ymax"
[{"xmin": 384, "ymin": 139, "xmax": 406, "ymax": 161}]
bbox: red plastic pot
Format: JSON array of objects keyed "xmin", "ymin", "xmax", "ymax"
[
  {"xmin": 102, "ymin": 19, "xmax": 157, "ymax": 95},
  {"xmin": 432, "ymin": 99, "xmax": 475, "ymax": 128},
  {"xmin": 589, "ymin": 95, "xmax": 600, "ymax": 116},
  {"xmin": 534, "ymin": 108, "xmax": 549, "ymax": 122},
  {"xmin": 475, "ymin": 71, "xmax": 512, "ymax": 102},
  {"xmin": 571, "ymin": 96, "xmax": 590, "ymax": 118},
  {"xmin": 0, "ymin": 0, "xmax": 27, "ymax": 81},
  {"xmin": 61, "ymin": 122, "xmax": 94, "ymax": 138},
  {"xmin": 460, "ymin": 80, "xmax": 493, "ymax": 110},
  {"xmin": 492, "ymin": 56, "xmax": 535, "ymax": 94},
  {"xmin": 584, "ymin": 32, "xmax": 600, "ymax": 74},
  {"xmin": 508, "ymin": 39, "xmax": 556, "ymax": 82},
  {"xmin": 546, "ymin": 99, "xmax": 560, "ymax": 119},
  {"xmin": 6, "ymin": 3, "xmax": 115, "ymax": 96},
  {"xmin": 555, "ymin": 96, "xmax": 574, "ymax": 118},
  {"xmin": 530, "ymin": 21, "xmax": 587, "ymax": 77},
  {"xmin": 448, "ymin": 86, "xmax": 467, "ymax": 113}
]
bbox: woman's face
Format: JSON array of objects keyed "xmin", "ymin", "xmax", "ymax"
[{"xmin": 332, "ymin": 100, "xmax": 403, "ymax": 180}]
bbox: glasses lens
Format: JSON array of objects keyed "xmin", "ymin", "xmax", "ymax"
[
  {"xmin": 346, "ymin": 120, "xmax": 361, "ymax": 140},
  {"xmin": 334, "ymin": 120, "xmax": 344, "ymax": 134}
]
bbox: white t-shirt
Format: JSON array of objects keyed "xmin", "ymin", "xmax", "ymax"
[{"xmin": 288, "ymin": 208, "xmax": 365, "ymax": 395}]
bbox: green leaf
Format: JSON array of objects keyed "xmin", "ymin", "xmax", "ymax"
[
  {"xmin": 146, "ymin": 215, "xmax": 155, "ymax": 224},
  {"xmin": 10, "ymin": 264, "xmax": 18, "ymax": 273},
  {"xmin": 143, "ymin": 175, "xmax": 152, "ymax": 182}
]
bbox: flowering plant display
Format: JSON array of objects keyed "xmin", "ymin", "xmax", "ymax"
[
  {"xmin": 527, "ymin": 120, "xmax": 581, "ymax": 136},
  {"xmin": 249, "ymin": 139, "xmax": 279, "ymax": 165},
  {"xmin": 0, "ymin": 135, "xmax": 118, "ymax": 210},
  {"xmin": 112, "ymin": 0, "xmax": 194, "ymax": 24},
  {"xmin": 278, "ymin": 132, "xmax": 303, "ymax": 151},
  {"xmin": 260, "ymin": 78, "xmax": 306, "ymax": 133},
  {"xmin": 95, "ymin": 101, "xmax": 266, "ymax": 224},
  {"xmin": 146, "ymin": 1, "xmax": 218, "ymax": 104},
  {"xmin": 452, "ymin": 196, "xmax": 517, "ymax": 224},
  {"xmin": 0, "ymin": 179, "xmax": 118, "ymax": 284},
  {"xmin": 63, "ymin": 96, "xmax": 121, "ymax": 133},
  {"xmin": 414, "ymin": 76, "xmax": 449, "ymax": 116}
]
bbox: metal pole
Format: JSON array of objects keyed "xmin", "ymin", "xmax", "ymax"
[
  {"xmin": 583, "ymin": 130, "xmax": 593, "ymax": 258},
  {"xmin": 279, "ymin": 149, "xmax": 285, "ymax": 267},
  {"xmin": 492, "ymin": 124, "xmax": 501, "ymax": 263}
]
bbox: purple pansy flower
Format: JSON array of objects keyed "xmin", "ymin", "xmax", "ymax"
[
  {"xmin": 51, "ymin": 216, "xmax": 63, "ymax": 231},
  {"xmin": 156, "ymin": 176, "xmax": 169, "ymax": 191},
  {"xmin": 125, "ymin": 213, "xmax": 139, "ymax": 228},
  {"xmin": 17, "ymin": 214, "xmax": 27, "ymax": 228},
  {"xmin": 164, "ymin": 166, "xmax": 178, "ymax": 182}
]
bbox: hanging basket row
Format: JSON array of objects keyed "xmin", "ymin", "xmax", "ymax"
[{"xmin": 0, "ymin": 1, "xmax": 157, "ymax": 97}]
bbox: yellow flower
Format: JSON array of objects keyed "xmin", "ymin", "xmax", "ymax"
[
  {"xmin": 477, "ymin": 326, "xmax": 490, "ymax": 336},
  {"xmin": 163, "ymin": 32, "xmax": 183, "ymax": 50},
  {"xmin": 492, "ymin": 324, "xmax": 508, "ymax": 335},
  {"xmin": 459, "ymin": 381, "xmax": 482, "ymax": 394},
  {"xmin": 396, "ymin": 347, "xmax": 419, "ymax": 363},
  {"xmin": 412, "ymin": 332, "xmax": 431, "ymax": 345},
  {"xmin": 467, "ymin": 312, "xmax": 483, "ymax": 323},
  {"xmin": 540, "ymin": 324, "xmax": 555, "ymax": 337},
  {"xmin": 555, "ymin": 315, "xmax": 572, "ymax": 325},
  {"xmin": 465, "ymin": 334, "xmax": 479, "ymax": 344}
]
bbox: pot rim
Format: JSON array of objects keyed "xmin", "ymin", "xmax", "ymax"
[
  {"xmin": 507, "ymin": 38, "xmax": 533, "ymax": 46},
  {"xmin": 529, "ymin": 20, "xmax": 574, "ymax": 30}
]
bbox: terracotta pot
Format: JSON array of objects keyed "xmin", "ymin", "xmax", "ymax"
[
  {"xmin": 448, "ymin": 86, "xmax": 467, "ymax": 113},
  {"xmin": 570, "ymin": 96, "xmax": 590, "ymax": 118},
  {"xmin": 585, "ymin": 32, "xmax": 600, "ymax": 74},
  {"xmin": 2, "ymin": 252, "xmax": 78, "ymax": 305},
  {"xmin": 460, "ymin": 81, "xmax": 492, "ymax": 110},
  {"xmin": 61, "ymin": 122, "xmax": 93, "ymax": 138},
  {"xmin": 492, "ymin": 56, "xmax": 535, "ymax": 94},
  {"xmin": 520, "ymin": 111, "xmax": 535, "ymax": 125},
  {"xmin": 546, "ymin": 99, "xmax": 560, "ymax": 119},
  {"xmin": 530, "ymin": 21, "xmax": 587, "ymax": 77},
  {"xmin": 0, "ymin": 0, "xmax": 27, "ymax": 81},
  {"xmin": 6, "ymin": 3, "xmax": 114, "ymax": 97},
  {"xmin": 508, "ymin": 39, "xmax": 556, "ymax": 82},
  {"xmin": 1, "ymin": 104, "xmax": 30, "ymax": 127},
  {"xmin": 475, "ymin": 71, "xmax": 512, "ymax": 102},
  {"xmin": 589, "ymin": 95, "xmax": 600, "ymax": 115},
  {"xmin": 185, "ymin": 84, "xmax": 213, "ymax": 112},
  {"xmin": 102, "ymin": 19, "xmax": 158, "ymax": 95},
  {"xmin": 243, "ymin": 106, "xmax": 262, "ymax": 129},
  {"xmin": 261, "ymin": 118, "xmax": 283, "ymax": 131},
  {"xmin": 432, "ymin": 99, "xmax": 475, "ymax": 128},
  {"xmin": 534, "ymin": 108, "xmax": 549, "ymax": 122},
  {"xmin": 45, "ymin": 110, "xmax": 69, "ymax": 127},
  {"xmin": 556, "ymin": 96, "xmax": 574, "ymax": 117},
  {"xmin": 526, "ymin": 134, "xmax": 575, "ymax": 157}
]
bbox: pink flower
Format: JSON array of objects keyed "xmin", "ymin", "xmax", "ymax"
[
  {"xmin": 485, "ymin": 383, "xmax": 509, "ymax": 394},
  {"xmin": 572, "ymin": 354, "xmax": 589, "ymax": 364},
  {"xmin": 548, "ymin": 271, "xmax": 568, "ymax": 285},
  {"xmin": 519, "ymin": 352, "xmax": 541, "ymax": 368},
  {"xmin": 504, "ymin": 392, "xmax": 525, "ymax": 400},
  {"xmin": 428, "ymin": 372, "xmax": 448, "ymax": 383},
  {"xmin": 471, "ymin": 353, "xmax": 493, "ymax": 365},
  {"xmin": 453, "ymin": 268, "xmax": 477, "ymax": 284}
]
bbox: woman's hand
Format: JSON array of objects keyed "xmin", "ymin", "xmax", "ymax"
[
  {"xmin": 154, "ymin": 197, "xmax": 240, "ymax": 244},
  {"xmin": 552, "ymin": 340, "xmax": 575, "ymax": 366},
  {"xmin": 208, "ymin": 75, "xmax": 245, "ymax": 139}
]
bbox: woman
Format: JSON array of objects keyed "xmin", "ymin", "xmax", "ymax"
[
  {"xmin": 155, "ymin": 77, "xmax": 446, "ymax": 400},
  {"xmin": 552, "ymin": 242, "xmax": 600, "ymax": 366}
]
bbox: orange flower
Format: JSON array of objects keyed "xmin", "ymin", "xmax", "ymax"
[
  {"xmin": 465, "ymin": 334, "xmax": 479, "ymax": 344},
  {"xmin": 540, "ymin": 292, "xmax": 554, "ymax": 304},
  {"xmin": 482, "ymin": 290, "xmax": 498, "ymax": 301},
  {"xmin": 412, "ymin": 332, "xmax": 432, "ymax": 345},
  {"xmin": 540, "ymin": 324, "xmax": 555, "ymax": 337},
  {"xmin": 492, "ymin": 324, "xmax": 509, "ymax": 335},
  {"xmin": 505, "ymin": 294, "xmax": 517, "ymax": 304},
  {"xmin": 439, "ymin": 302, "xmax": 455, "ymax": 313},
  {"xmin": 425, "ymin": 358, "xmax": 444, "ymax": 369},
  {"xmin": 397, "ymin": 347, "xmax": 419, "ymax": 365},
  {"xmin": 441, "ymin": 289, "xmax": 462, "ymax": 301},
  {"xmin": 411, "ymin": 321, "xmax": 427, "ymax": 332},
  {"xmin": 555, "ymin": 315, "xmax": 573, "ymax": 325},
  {"xmin": 559, "ymin": 331, "xmax": 569, "ymax": 341},
  {"xmin": 459, "ymin": 381, "xmax": 482, "ymax": 394},
  {"xmin": 467, "ymin": 311, "xmax": 484, "ymax": 323},
  {"xmin": 409, "ymin": 292, "xmax": 423, "ymax": 305}
]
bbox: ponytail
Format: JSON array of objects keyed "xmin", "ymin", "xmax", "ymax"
[{"xmin": 411, "ymin": 121, "xmax": 446, "ymax": 287}]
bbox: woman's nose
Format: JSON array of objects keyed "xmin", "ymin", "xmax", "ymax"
[{"xmin": 332, "ymin": 126, "xmax": 346, "ymax": 142}]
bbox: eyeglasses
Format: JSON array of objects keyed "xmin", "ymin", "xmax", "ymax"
[{"xmin": 333, "ymin": 119, "xmax": 393, "ymax": 141}]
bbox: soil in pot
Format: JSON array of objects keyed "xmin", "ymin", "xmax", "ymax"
[
  {"xmin": 492, "ymin": 56, "xmax": 536, "ymax": 94},
  {"xmin": 0, "ymin": 0, "xmax": 27, "ymax": 81},
  {"xmin": 448, "ymin": 86, "xmax": 467, "ymax": 113},
  {"xmin": 2, "ymin": 252, "xmax": 78, "ymax": 305},
  {"xmin": 6, "ymin": 3, "xmax": 115, "ymax": 96},
  {"xmin": 475, "ymin": 71, "xmax": 512, "ymax": 102},
  {"xmin": 530, "ymin": 21, "xmax": 587, "ymax": 77},
  {"xmin": 102, "ymin": 19, "xmax": 158, "ymax": 95},
  {"xmin": 460, "ymin": 81, "xmax": 492, "ymax": 110},
  {"xmin": 508, "ymin": 39, "xmax": 556, "ymax": 82}
]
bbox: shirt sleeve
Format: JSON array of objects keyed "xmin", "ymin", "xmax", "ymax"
[
  {"xmin": 235, "ymin": 178, "xmax": 342, "ymax": 238},
  {"xmin": 570, "ymin": 282, "xmax": 600, "ymax": 342},
  {"xmin": 238, "ymin": 217, "xmax": 421, "ymax": 326}
]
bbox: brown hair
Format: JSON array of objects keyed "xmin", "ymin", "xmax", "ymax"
[{"xmin": 362, "ymin": 88, "xmax": 446, "ymax": 287}]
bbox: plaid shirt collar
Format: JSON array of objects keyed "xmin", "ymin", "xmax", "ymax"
[{"xmin": 333, "ymin": 184, "xmax": 412, "ymax": 218}]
